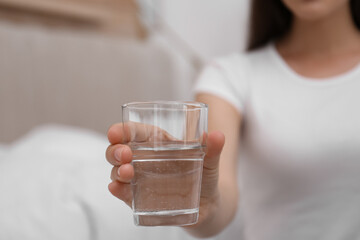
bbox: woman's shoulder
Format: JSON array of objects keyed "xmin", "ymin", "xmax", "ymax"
[{"xmin": 195, "ymin": 45, "xmax": 273, "ymax": 114}]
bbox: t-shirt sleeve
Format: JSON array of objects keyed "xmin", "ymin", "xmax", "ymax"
[{"xmin": 192, "ymin": 57, "xmax": 247, "ymax": 114}]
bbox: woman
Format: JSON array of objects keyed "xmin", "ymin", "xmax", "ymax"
[{"xmin": 106, "ymin": 0, "xmax": 360, "ymax": 239}]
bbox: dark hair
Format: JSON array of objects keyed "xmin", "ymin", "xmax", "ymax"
[{"xmin": 247, "ymin": 0, "xmax": 360, "ymax": 51}]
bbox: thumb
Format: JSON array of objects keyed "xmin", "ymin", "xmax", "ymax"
[
  {"xmin": 203, "ymin": 131, "xmax": 225, "ymax": 170},
  {"xmin": 201, "ymin": 131, "xmax": 225, "ymax": 198}
]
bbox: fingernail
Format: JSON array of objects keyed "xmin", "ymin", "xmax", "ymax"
[
  {"xmin": 117, "ymin": 167, "xmax": 121, "ymax": 177},
  {"xmin": 114, "ymin": 148, "xmax": 122, "ymax": 163}
]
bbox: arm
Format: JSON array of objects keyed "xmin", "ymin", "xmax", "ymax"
[{"xmin": 184, "ymin": 93, "xmax": 242, "ymax": 238}]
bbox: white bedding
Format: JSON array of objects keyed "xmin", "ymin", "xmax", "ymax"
[
  {"xmin": 0, "ymin": 125, "xmax": 243, "ymax": 239},
  {"xmin": 0, "ymin": 144, "xmax": 9, "ymax": 160}
]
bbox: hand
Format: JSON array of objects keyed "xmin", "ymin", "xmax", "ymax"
[{"xmin": 105, "ymin": 122, "xmax": 225, "ymax": 225}]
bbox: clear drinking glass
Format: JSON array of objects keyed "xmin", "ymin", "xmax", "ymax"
[{"xmin": 122, "ymin": 101, "xmax": 208, "ymax": 226}]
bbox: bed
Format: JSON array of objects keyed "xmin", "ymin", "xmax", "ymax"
[{"xmin": 0, "ymin": 21, "xmax": 244, "ymax": 239}]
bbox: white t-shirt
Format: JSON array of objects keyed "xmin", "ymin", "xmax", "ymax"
[{"xmin": 193, "ymin": 43, "xmax": 360, "ymax": 240}]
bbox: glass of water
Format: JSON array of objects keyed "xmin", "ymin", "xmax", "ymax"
[{"xmin": 122, "ymin": 101, "xmax": 208, "ymax": 226}]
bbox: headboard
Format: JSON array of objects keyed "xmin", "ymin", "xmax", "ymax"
[{"xmin": 0, "ymin": 22, "xmax": 198, "ymax": 143}]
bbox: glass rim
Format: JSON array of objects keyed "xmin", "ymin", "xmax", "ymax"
[{"xmin": 122, "ymin": 101, "xmax": 208, "ymax": 110}]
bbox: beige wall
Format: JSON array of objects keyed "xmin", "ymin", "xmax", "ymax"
[{"xmin": 159, "ymin": 0, "xmax": 250, "ymax": 58}]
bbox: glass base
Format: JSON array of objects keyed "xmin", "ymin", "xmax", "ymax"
[{"xmin": 134, "ymin": 210, "xmax": 199, "ymax": 226}]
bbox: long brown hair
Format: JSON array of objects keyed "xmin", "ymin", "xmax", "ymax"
[{"xmin": 247, "ymin": 0, "xmax": 360, "ymax": 51}]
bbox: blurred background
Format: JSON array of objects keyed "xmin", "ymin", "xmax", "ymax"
[
  {"xmin": 0, "ymin": 0, "xmax": 250, "ymax": 142},
  {"xmin": 0, "ymin": 0, "xmax": 249, "ymax": 239}
]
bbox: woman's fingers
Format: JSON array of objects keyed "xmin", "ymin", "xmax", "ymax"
[
  {"xmin": 108, "ymin": 181, "xmax": 133, "ymax": 208},
  {"xmin": 110, "ymin": 164, "xmax": 134, "ymax": 183},
  {"xmin": 109, "ymin": 164, "xmax": 134, "ymax": 208},
  {"xmin": 107, "ymin": 122, "xmax": 180, "ymax": 212},
  {"xmin": 107, "ymin": 123, "xmax": 129, "ymax": 145},
  {"xmin": 108, "ymin": 122, "xmax": 177, "ymax": 145},
  {"xmin": 106, "ymin": 122, "xmax": 178, "ymax": 167},
  {"xmin": 106, "ymin": 144, "xmax": 133, "ymax": 166}
]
